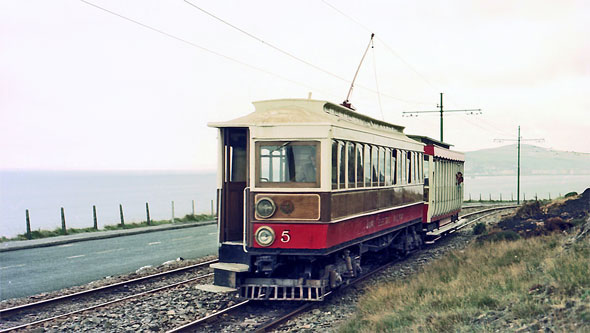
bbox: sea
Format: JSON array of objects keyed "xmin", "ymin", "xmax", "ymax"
[
  {"xmin": 0, "ymin": 171, "xmax": 588, "ymax": 238},
  {"xmin": 0, "ymin": 171, "xmax": 217, "ymax": 238}
]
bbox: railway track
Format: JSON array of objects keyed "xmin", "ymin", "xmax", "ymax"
[
  {"xmin": 1, "ymin": 206, "xmax": 517, "ymax": 332},
  {"xmin": 164, "ymin": 205, "xmax": 518, "ymax": 332},
  {"xmin": 0, "ymin": 259, "xmax": 217, "ymax": 332}
]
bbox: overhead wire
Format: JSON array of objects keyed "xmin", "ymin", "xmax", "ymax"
[
  {"xmin": 320, "ymin": 0, "xmax": 441, "ymax": 95},
  {"xmin": 78, "ymin": 0, "xmax": 340, "ymax": 100},
  {"xmin": 182, "ymin": 0, "xmax": 425, "ymax": 105},
  {"xmin": 320, "ymin": 0, "xmax": 526, "ymax": 144},
  {"xmin": 371, "ymin": 40, "xmax": 384, "ymax": 120}
]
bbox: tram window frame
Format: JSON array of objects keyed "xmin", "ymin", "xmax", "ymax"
[
  {"xmin": 402, "ymin": 150, "xmax": 407, "ymax": 185},
  {"xmin": 385, "ymin": 148, "xmax": 391, "ymax": 186},
  {"xmin": 392, "ymin": 149, "xmax": 397, "ymax": 185},
  {"xmin": 406, "ymin": 151, "xmax": 413, "ymax": 184},
  {"xmin": 378, "ymin": 147, "xmax": 385, "ymax": 186},
  {"xmin": 364, "ymin": 144, "xmax": 371, "ymax": 187},
  {"xmin": 347, "ymin": 142, "xmax": 356, "ymax": 188},
  {"xmin": 256, "ymin": 141, "xmax": 321, "ymax": 188},
  {"xmin": 338, "ymin": 141, "xmax": 346, "ymax": 189},
  {"xmin": 424, "ymin": 155, "xmax": 429, "ymax": 186},
  {"xmin": 414, "ymin": 152, "xmax": 418, "ymax": 183},
  {"xmin": 419, "ymin": 153, "xmax": 423, "ymax": 183},
  {"xmin": 356, "ymin": 143, "xmax": 364, "ymax": 188},
  {"xmin": 371, "ymin": 145, "xmax": 379, "ymax": 187},
  {"xmin": 331, "ymin": 141, "xmax": 338, "ymax": 189}
]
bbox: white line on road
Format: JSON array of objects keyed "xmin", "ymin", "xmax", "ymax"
[
  {"xmin": 96, "ymin": 248, "xmax": 124, "ymax": 254},
  {"xmin": 148, "ymin": 242, "xmax": 161, "ymax": 246},
  {"xmin": 58, "ymin": 244, "xmax": 73, "ymax": 248},
  {"xmin": 0, "ymin": 264, "xmax": 26, "ymax": 270},
  {"xmin": 67, "ymin": 255, "xmax": 85, "ymax": 259},
  {"xmin": 207, "ymin": 232, "xmax": 216, "ymax": 235}
]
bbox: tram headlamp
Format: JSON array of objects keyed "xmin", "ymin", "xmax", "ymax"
[
  {"xmin": 256, "ymin": 197, "xmax": 276, "ymax": 218},
  {"xmin": 255, "ymin": 226, "xmax": 275, "ymax": 247}
]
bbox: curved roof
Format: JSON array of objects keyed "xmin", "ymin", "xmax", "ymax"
[{"xmin": 208, "ymin": 98, "xmax": 406, "ymax": 135}]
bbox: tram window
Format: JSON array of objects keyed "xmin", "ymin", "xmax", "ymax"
[
  {"xmin": 424, "ymin": 155, "xmax": 429, "ymax": 186},
  {"xmin": 331, "ymin": 141, "xmax": 338, "ymax": 189},
  {"xmin": 371, "ymin": 146, "xmax": 379, "ymax": 187},
  {"xmin": 406, "ymin": 151, "xmax": 413, "ymax": 184},
  {"xmin": 421, "ymin": 153, "xmax": 424, "ymax": 182},
  {"xmin": 364, "ymin": 144, "xmax": 371, "ymax": 187},
  {"xmin": 392, "ymin": 149, "xmax": 397, "ymax": 185},
  {"xmin": 339, "ymin": 142, "xmax": 346, "ymax": 189},
  {"xmin": 381, "ymin": 148, "xmax": 386, "ymax": 185},
  {"xmin": 413, "ymin": 152, "xmax": 417, "ymax": 183},
  {"xmin": 347, "ymin": 142, "xmax": 356, "ymax": 188},
  {"xmin": 356, "ymin": 143, "xmax": 364, "ymax": 187},
  {"xmin": 385, "ymin": 148, "xmax": 391, "ymax": 186},
  {"xmin": 258, "ymin": 141, "xmax": 319, "ymax": 187},
  {"xmin": 227, "ymin": 129, "xmax": 247, "ymax": 182},
  {"xmin": 401, "ymin": 150, "xmax": 406, "ymax": 185}
]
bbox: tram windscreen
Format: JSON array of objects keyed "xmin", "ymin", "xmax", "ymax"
[{"xmin": 258, "ymin": 142, "xmax": 318, "ymax": 184}]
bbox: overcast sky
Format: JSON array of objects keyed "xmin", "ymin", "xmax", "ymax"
[{"xmin": 1, "ymin": 0, "xmax": 588, "ymax": 171}]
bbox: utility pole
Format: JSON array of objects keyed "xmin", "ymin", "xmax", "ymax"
[
  {"xmin": 494, "ymin": 126, "xmax": 544, "ymax": 204},
  {"xmin": 403, "ymin": 93, "xmax": 481, "ymax": 142}
]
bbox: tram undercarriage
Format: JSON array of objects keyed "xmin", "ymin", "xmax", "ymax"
[{"xmin": 235, "ymin": 221, "xmax": 424, "ymax": 301}]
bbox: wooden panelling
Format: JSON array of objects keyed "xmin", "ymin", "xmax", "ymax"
[
  {"xmin": 330, "ymin": 186, "xmax": 423, "ymax": 220},
  {"xmin": 254, "ymin": 194, "xmax": 320, "ymax": 221}
]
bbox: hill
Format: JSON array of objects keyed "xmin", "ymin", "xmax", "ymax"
[{"xmin": 464, "ymin": 144, "xmax": 590, "ymax": 176}]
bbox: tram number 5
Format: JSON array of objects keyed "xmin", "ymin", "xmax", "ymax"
[{"xmin": 281, "ymin": 230, "xmax": 291, "ymax": 243}]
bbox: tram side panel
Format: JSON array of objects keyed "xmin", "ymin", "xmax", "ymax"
[{"xmin": 423, "ymin": 146, "xmax": 464, "ymax": 229}]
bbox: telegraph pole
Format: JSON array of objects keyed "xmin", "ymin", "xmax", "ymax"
[
  {"xmin": 495, "ymin": 126, "xmax": 544, "ymax": 204},
  {"xmin": 403, "ymin": 93, "xmax": 481, "ymax": 142}
]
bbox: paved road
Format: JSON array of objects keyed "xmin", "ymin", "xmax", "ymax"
[{"xmin": 0, "ymin": 224, "xmax": 217, "ymax": 300}]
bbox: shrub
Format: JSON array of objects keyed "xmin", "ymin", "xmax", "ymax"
[
  {"xmin": 477, "ymin": 230, "xmax": 521, "ymax": 244},
  {"xmin": 473, "ymin": 222, "xmax": 486, "ymax": 235}
]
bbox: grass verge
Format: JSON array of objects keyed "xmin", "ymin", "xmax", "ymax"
[
  {"xmin": 0, "ymin": 214, "xmax": 216, "ymax": 242},
  {"xmin": 339, "ymin": 232, "xmax": 590, "ymax": 332}
]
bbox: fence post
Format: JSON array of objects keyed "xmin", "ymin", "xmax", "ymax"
[
  {"xmin": 93, "ymin": 205, "xmax": 98, "ymax": 230},
  {"xmin": 211, "ymin": 200, "xmax": 214, "ymax": 215},
  {"xmin": 479, "ymin": 193, "xmax": 481, "ymax": 202},
  {"xmin": 171, "ymin": 201, "xmax": 175, "ymax": 223},
  {"xmin": 535, "ymin": 193, "xmax": 538, "ymax": 201},
  {"xmin": 61, "ymin": 207, "xmax": 67, "ymax": 235},
  {"xmin": 511, "ymin": 193, "xmax": 513, "ymax": 201},
  {"xmin": 500, "ymin": 193, "xmax": 502, "ymax": 202},
  {"xmin": 26, "ymin": 209, "xmax": 32, "ymax": 240},
  {"xmin": 524, "ymin": 193, "xmax": 526, "ymax": 201},
  {"xmin": 146, "ymin": 202, "xmax": 151, "ymax": 225},
  {"xmin": 192, "ymin": 200, "xmax": 195, "ymax": 216},
  {"xmin": 489, "ymin": 193, "xmax": 491, "ymax": 201},
  {"xmin": 548, "ymin": 192, "xmax": 551, "ymax": 200},
  {"xmin": 469, "ymin": 193, "xmax": 471, "ymax": 201},
  {"xmin": 119, "ymin": 204, "xmax": 125, "ymax": 226}
]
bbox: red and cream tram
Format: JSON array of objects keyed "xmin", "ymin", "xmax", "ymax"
[{"xmin": 207, "ymin": 98, "xmax": 464, "ymax": 301}]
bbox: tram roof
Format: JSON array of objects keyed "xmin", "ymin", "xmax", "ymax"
[
  {"xmin": 208, "ymin": 98, "xmax": 407, "ymax": 135},
  {"xmin": 407, "ymin": 135, "xmax": 453, "ymax": 149}
]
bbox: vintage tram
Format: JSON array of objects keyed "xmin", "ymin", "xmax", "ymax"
[{"xmin": 206, "ymin": 98, "xmax": 464, "ymax": 301}]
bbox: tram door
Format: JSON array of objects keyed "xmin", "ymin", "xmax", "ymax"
[{"xmin": 220, "ymin": 128, "xmax": 248, "ymax": 243}]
